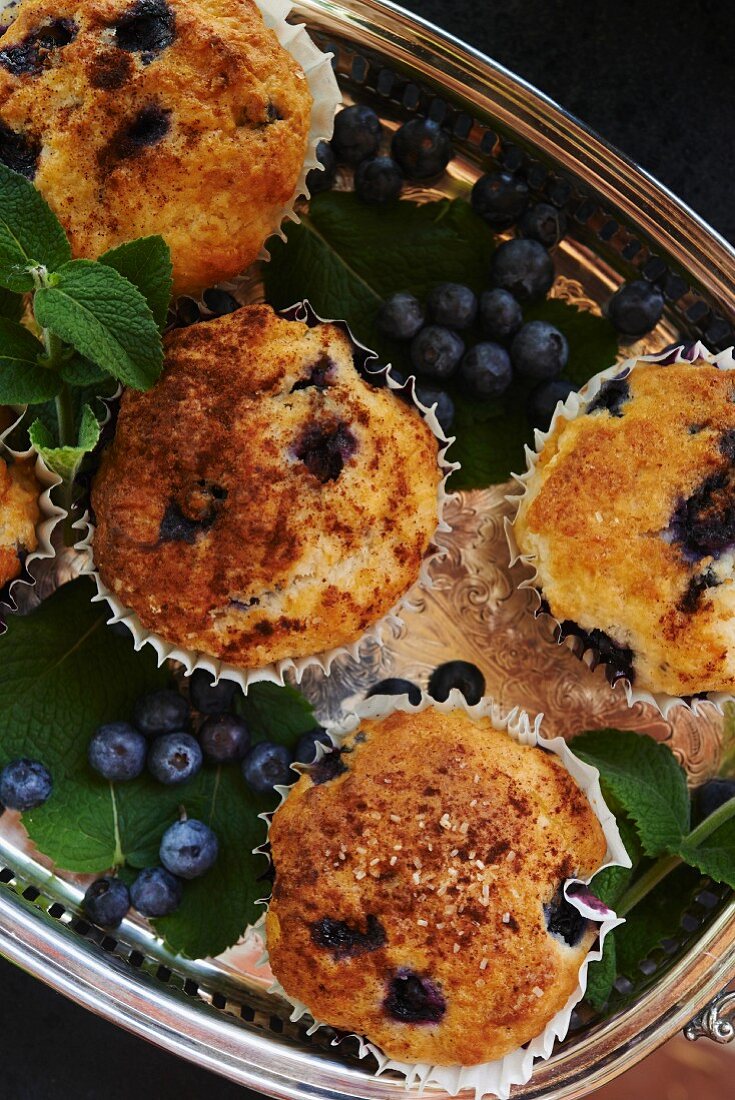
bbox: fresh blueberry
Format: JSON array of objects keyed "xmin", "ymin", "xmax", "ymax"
[
  {"xmin": 130, "ymin": 866, "xmax": 183, "ymax": 917},
  {"xmin": 147, "ymin": 733, "xmax": 202, "ymax": 785},
  {"xmin": 607, "ymin": 280, "xmax": 665, "ymax": 338},
  {"xmin": 133, "ymin": 689, "xmax": 190, "ymax": 737},
  {"xmin": 458, "ymin": 343, "xmax": 513, "ymax": 400},
  {"xmin": 391, "ymin": 118, "xmax": 453, "ymax": 180},
  {"xmin": 294, "ymin": 727, "xmax": 332, "ymax": 764},
  {"xmin": 376, "ymin": 292, "xmax": 425, "ymax": 341},
  {"xmin": 113, "ymin": 0, "xmax": 176, "ymax": 61},
  {"xmin": 354, "ymin": 156, "xmax": 403, "ymax": 205},
  {"xmin": 202, "ymin": 288, "xmax": 239, "ymax": 317},
  {"xmin": 426, "ymin": 283, "xmax": 477, "ymax": 330},
  {"xmin": 366, "ymin": 677, "xmax": 422, "ymax": 705},
  {"xmin": 586, "ymin": 377, "xmax": 630, "ymax": 418},
  {"xmin": 88, "ymin": 722, "xmax": 147, "ymax": 782},
  {"xmin": 518, "ymin": 202, "xmax": 568, "ymax": 248},
  {"xmin": 0, "ymin": 758, "xmax": 52, "ymax": 811},
  {"xmin": 384, "ymin": 969, "xmax": 446, "ymax": 1023},
  {"xmin": 199, "ymin": 714, "xmax": 250, "ymax": 763},
  {"xmin": 489, "ymin": 238, "xmax": 555, "ymax": 303},
  {"xmin": 471, "ymin": 170, "xmax": 529, "ymax": 230},
  {"xmin": 544, "ymin": 886, "xmax": 588, "ymax": 947},
  {"xmin": 306, "ymin": 139, "xmax": 337, "ymax": 195},
  {"xmin": 331, "ymin": 105, "xmax": 382, "ymax": 166},
  {"xmin": 478, "ymin": 288, "xmax": 523, "ymax": 341},
  {"xmin": 188, "ymin": 669, "xmax": 238, "ymax": 715},
  {"xmin": 694, "ymin": 778, "xmax": 735, "ymax": 824},
  {"xmin": 511, "ymin": 321, "xmax": 569, "ymax": 380},
  {"xmin": 241, "ymin": 741, "xmax": 293, "ymax": 793},
  {"xmin": 527, "ymin": 379, "xmax": 578, "ymax": 430},
  {"xmin": 410, "ymin": 326, "xmax": 464, "ymax": 381},
  {"xmin": 428, "ymin": 660, "xmax": 485, "ymax": 705},
  {"xmin": 159, "ymin": 818, "xmax": 219, "ymax": 880},
  {"xmin": 83, "ymin": 877, "xmax": 130, "ymax": 928},
  {"xmin": 312, "ymin": 914, "xmax": 386, "ymax": 958},
  {"xmin": 412, "ymin": 383, "xmax": 455, "ymax": 436}
]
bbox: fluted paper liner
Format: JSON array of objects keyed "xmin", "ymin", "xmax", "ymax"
[
  {"xmin": 506, "ymin": 342, "xmax": 735, "ymax": 719},
  {"xmin": 256, "ymin": 691, "xmax": 630, "ymax": 1100},
  {"xmin": 74, "ymin": 301, "xmax": 458, "ymax": 692}
]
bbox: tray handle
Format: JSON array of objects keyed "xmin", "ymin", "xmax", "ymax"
[{"xmin": 685, "ymin": 986, "xmax": 735, "ymax": 1044}]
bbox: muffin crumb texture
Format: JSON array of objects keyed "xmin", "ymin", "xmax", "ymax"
[
  {"xmin": 91, "ymin": 306, "xmax": 441, "ymax": 668},
  {"xmin": 0, "ymin": 457, "xmax": 39, "ymax": 589},
  {"xmin": 0, "ymin": 0, "xmax": 313, "ymax": 294},
  {"xmin": 266, "ymin": 707, "xmax": 607, "ymax": 1066},
  {"xmin": 514, "ymin": 359, "xmax": 735, "ymax": 696}
]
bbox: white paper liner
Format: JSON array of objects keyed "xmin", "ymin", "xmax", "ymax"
[
  {"xmin": 506, "ymin": 341, "xmax": 735, "ymax": 719},
  {"xmin": 256, "ymin": 690, "xmax": 630, "ymax": 1100},
  {"xmin": 73, "ymin": 301, "xmax": 459, "ymax": 692}
]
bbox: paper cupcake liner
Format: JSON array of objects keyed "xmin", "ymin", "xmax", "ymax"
[
  {"xmin": 506, "ymin": 341, "xmax": 735, "ymax": 719},
  {"xmin": 0, "ymin": 407, "xmax": 67, "ymax": 632},
  {"xmin": 255, "ymin": 690, "xmax": 630, "ymax": 1100},
  {"xmin": 73, "ymin": 300, "xmax": 459, "ymax": 692}
]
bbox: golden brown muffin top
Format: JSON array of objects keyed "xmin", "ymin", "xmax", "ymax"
[
  {"xmin": 0, "ymin": 0, "xmax": 312, "ymax": 293},
  {"xmin": 266, "ymin": 707, "xmax": 607, "ymax": 1066},
  {"xmin": 91, "ymin": 306, "xmax": 441, "ymax": 668},
  {"xmin": 514, "ymin": 359, "xmax": 735, "ymax": 695},
  {"xmin": 0, "ymin": 456, "xmax": 40, "ymax": 589}
]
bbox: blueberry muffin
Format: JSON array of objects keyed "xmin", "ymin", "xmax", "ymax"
[
  {"xmin": 0, "ymin": 0, "xmax": 312, "ymax": 294},
  {"xmin": 90, "ymin": 305, "xmax": 441, "ymax": 668},
  {"xmin": 513, "ymin": 356, "xmax": 735, "ymax": 697},
  {"xmin": 0, "ymin": 456, "xmax": 39, "ymax": 589},
  {"xmin": 266, "ymin": 706, "xmax": 607, "ymax": 1066}
]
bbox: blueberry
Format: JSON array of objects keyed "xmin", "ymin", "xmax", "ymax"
[
  {"xmin": 607, "ymin": 280, "xmax": 665, "ymax": 338},
  {"xmin": 518, "ymin": 202, "xmax": 567, "ymax": 248},
  {"xmin": 471, "ymin": 171, "xmax": 529, "ymax": 230},
  {"xmin": 544, "ymin": 886, "xmax": 588, "ymax": 947},
  {"xmin": 88, "ymin": 721, "xmax": 147, "ymax": 782},
  {"xmin": 133, "ymin": 689, "xmax": 189, "ymax": 737},
  {"xmin": 527, "ymin": 379, "xmax": 578, "ymax": 430},
  {"xmin": 147, "ymin": 733, "xmax": 202, "ymax": 785},
  {"xmin": 159, "ymin": 500, "xmax": 214, "ymax": 543},
  {"xmin": 83, "ymin": 877, "xmax": 130, "ymax": 928},
  {"xmin": 694, "ymin": 778, "xmax": 735, "ymax": 824},
  {"xmin": 331, "ymin": 105, "xmax": 382, "ymax": 166},
  {"xmin": 198, "ymin": 713, "xmax": 250, "ymax": 763},
  {"xmin": 426, "ymin": 283, "xmax": 477, "ymax": 330},
  {"xmin": 294, "ymin": 422, "xmax": 356, "ymax": 483},
  {"xmin": 478, "ymin": 288, "xmax": 523, "ymax": 342},
  {"xmin": 489, "ymin": 238, "xmax": 555, "ymax": 303},
  {"xmin": 306, "ymin": 140, "xmax": 337, "ymax": 195},
  {"xmin": 586, "ymin": 377, "xmax": 630, "ymax": 418},
  {"xmin": 202, "ymin": 288, "xmax": 239, "ymax": 317},
  {"xmin": 669, "ymin": 472, "xmax": 735, "ymax": 562},
  {"xmin": 412, "ymin": 383, "xmax": 455, "ymax": 436},
  {"xmin": 511, "ymin": 321, "xmax": 569, "ymax": 380},
  {"xmin": 115, "ymin": 105, "xmax": 171, "ymax": 159},
  {"xmin": 294, "ymin": 727, "xmax": 332, "ymax": 764},
  {"xmin": 428, "ymin": 660, "xmax": 485, "ymax": 706},
  {"xmin": 113, "ymin": 0, "xmax": 176, "ymax": 61},
  {"xmin": 391, "ymin": 119, "xmax": 453, "ymax": 181},
  {"xmin": 130, "ymin": 866, "xmax": 182, "ymax": 917},
  {"xmin": 0, "ymin": 18, "xmax": 77, "ymax": 76},
  {"xmin": 376, "ymin": 293, "xmax": 425, "ymax": 341},
  {"xmin": 458, "ymin": 343, "xmax": 513, "ymax": 400},
  {"xmin": 0, "ymin": 758, "xmax": 52, "ymax": 811},
  {"xmin": 159, "ymin": 818, "xmax": 219, "ymax": 879},
  {"xmin": 175, "ymin": 296, "xmax": 202, "ymax": 326},
  {"xmin": 188, "ymin": 669, "xmax": 238, "ymax": 715},
  {"xmin": 0, "ymin": 122, "xmax": 40, "ymax": 179},
  {"xmin": 354, "ymin": 156, "xmax": 403, "ymax": 205},
  {"xmin": 410, "ymin": 326, "xmax": 464, "ymax": 381},
  {"xmin": 384, "ymin": 969, "xmax": 446, "ymax": 1023},
  {"xmin": 310, "ymin": 747, "xmax": 348, "ymax": 786},
  {"xmin": 312, "ymin": 914, "xmax": 386, "ymax": 959},
  {"xmin": 679, "ymin": 568, "xmax": 720, "ymax": 615},
  {"xmin": 366, "ymin": 677, "xmax": 422, "ymax": 705},
  {"xmin": 241, "ymin": 741, "xmax": 293, "ymax": 793}
]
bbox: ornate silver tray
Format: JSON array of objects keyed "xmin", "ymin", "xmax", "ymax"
[{"xmin": 1, "ymin": 0, "xmax": 735, "ymax": 1096}]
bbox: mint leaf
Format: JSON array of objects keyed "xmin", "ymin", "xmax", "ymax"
[
  {"xmin": 237, "ymin": 681, "xmax": 316, "ymax": 745},
  {"xmin": 0, "ymin": 317, "xmax": 60, "ymax": 403},
  {"xmin": 615, "ymin": 862, "xmax": 702, "ymax": 979},
  {"xmin": 33, "ymin": 259, "xmax": 163, "ymax": 390},
  {"xmin": 585, "ymin": 934, "xmax": 617, "ymax": 1011},
  {"xmin": 0, "ymin": 163, "xmax": 71, "ymax": 292},
  {"xmin": 574, "ymin": 729, "xmax": 690, "ymax": 857},
  {"xmin": 679, "ymin": 817, "xmax": 735, "ymax": 888},
  {"xmin": 59, "ymin": 354, "xmax": 110, "ymax": 387},
  {"xmin": 100, "ymin": 236, "xmax": 173, "ymax": 332},
  {"xmin": 0, "ymin": 286, "xmax": 24, "ymax": 321},
  {"xmin": 29, "ymin": 403, "xmax": 101, "ymax": 482}
]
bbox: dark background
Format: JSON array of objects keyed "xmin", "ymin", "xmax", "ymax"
[{"xmin": 1, "ymin": 1, "xmax": 733, "ymax": 1097}]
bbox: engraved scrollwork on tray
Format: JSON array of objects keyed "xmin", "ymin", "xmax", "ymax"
[{"xmin": 685, "ymin": 987, "xmax": 735, "ymax": 1044}]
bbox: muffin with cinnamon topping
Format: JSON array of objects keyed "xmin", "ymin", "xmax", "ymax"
[{"xmin": 0, "ymin": 456, "xmax": 39, "ymax": 589}]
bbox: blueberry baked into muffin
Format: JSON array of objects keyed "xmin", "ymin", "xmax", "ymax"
[
  {"xmin": 513, "ymin": 355, "xmax": 735, "ymax": 697},
  {"xmin": 0, "ymin": 455, "xmax": 39, "ymax": 589},
  {"xmin": 90, "ymin": 305, "xmax": 441, "ymax": 668},
  {"xmin": 265, "ymin": 706, "xmax": 607, "ymax": 1066},
  {"xmin": 0, "ymin": 0, "xmax": 312, "ymax": 294}
]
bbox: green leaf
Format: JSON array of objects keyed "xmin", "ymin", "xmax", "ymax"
[
  {"xmin": 0, "ymin": 317, "xmax": 59, "ymax": 403},
  {"xmin": 236, "ymin": 681, "xmax": 317, "ymax": 745},
  {"xmin": 614, "ymin": 862, "xmax": 703, "ymax": 979},
  {"xmin": 585, "ymin": 934, "xmax": 617, "ymax": 1011},
  {"xmin": 29, "ymin": 403, "xmax": 101, "ymax": 482},
  {"xmin": 573, "ymin": 729, "xmax": 690, "ymax": 858},
  {"xmin": 100, "ymin": 236, "xmax": 173, "ymax": 332},
  {"xmin": 679, "ymin": 816, "xmax": 735, "ymax": 888},
  {"xmin": 33, "ymin": 259, "xmax": 163, "ymax": 390},
  {"xmin": 0, "ymin": 163, "xmax": 71, "ymax": 292},
  {"xmin": 59, "ymin": 354, "xmax": 110, "ymax": 387},
  {"xmin": 0, "ymin": 286, "xmax": 24, "ymax": 321}
]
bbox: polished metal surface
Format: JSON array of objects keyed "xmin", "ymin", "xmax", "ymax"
[
  {"xmin": 1, "ymin": 0, "xmax": 734, "ymax": 1096},
  {"xmin": 685, "ymin": 987, "xmax": 735, "ymax": 1045}
]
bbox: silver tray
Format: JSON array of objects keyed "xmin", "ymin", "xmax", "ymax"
[{"xmin": 2, "ymin": 0, "xmax": 735, "ymax": 1096}]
